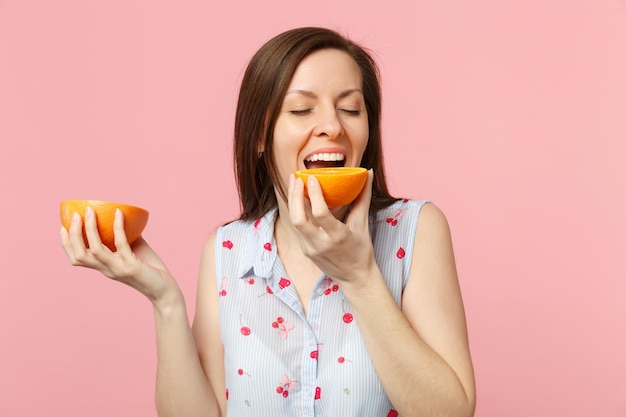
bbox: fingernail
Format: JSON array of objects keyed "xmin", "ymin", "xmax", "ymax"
[
  {"xmin": 115, "ymin": 208, "xmax": 122, "ymax": 219},
  {"xmin": 85, "ymin": 206, "xmax": 93, "ymax": 219},
  {"xmin": 72, "ymin": 212, "xmax": 80, "ymax": 224},
  {"xmin": 308, "ymin": 175, "xmax": 316, "ymax": 187},
  {"xmin": 289, "ymin": 174, "xmax": 295, "ymax": 188}
]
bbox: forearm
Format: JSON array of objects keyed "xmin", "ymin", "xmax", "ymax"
[
  {"xmin": 341, "ymin": 274, "xmax": 474, "ymax": 417},
  {"xmin": 153, "ymin": 291, "xmax": 220, "ymax": 417}
]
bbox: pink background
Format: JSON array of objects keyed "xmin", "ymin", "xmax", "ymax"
[{"xmin": 1, "ymin": 0, "xmax": 625, "ymax": 416}]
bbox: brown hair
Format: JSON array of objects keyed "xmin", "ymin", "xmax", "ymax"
[{"xmin": 234, "ymin": 27, "xmax": 398, "ymax": 221}]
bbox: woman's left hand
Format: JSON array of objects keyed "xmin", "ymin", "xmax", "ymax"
[{"xmin": 287, "ymin": 169, "xmax": 377, "ymax": 284}]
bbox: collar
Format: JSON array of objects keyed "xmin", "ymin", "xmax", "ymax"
[
  {"xmin": 237, "ymin": 207, "xmax": 278, "ymax": 280},
  {"xmin": 236, "ymin": 205, "xmax": 381, "ymax": 280}
]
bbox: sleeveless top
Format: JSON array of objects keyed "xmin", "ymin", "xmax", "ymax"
[{"xmin": 215, "ymin": 199, "xmax": 429, "ymax": 417}]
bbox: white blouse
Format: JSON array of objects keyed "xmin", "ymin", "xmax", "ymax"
[{"xmin": 214, "ymin": 199, "xmax": 428, "ymax": 417}]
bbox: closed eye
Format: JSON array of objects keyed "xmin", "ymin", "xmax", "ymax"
[
  {"xmin": 341, "ymin": 109, "xmax": 361, "ymax": 116},
  {"xmin": 290, "ymin": 109, "xmax": 312, "ymax": 115}
]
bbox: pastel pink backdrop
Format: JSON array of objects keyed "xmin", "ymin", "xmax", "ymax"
[{"xmin": 1, "ymin": 0, "xmax": 624, "ymax": 416}]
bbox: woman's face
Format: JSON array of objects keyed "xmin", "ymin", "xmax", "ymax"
[{"xmin": 271, "ymin": 48, "xmax": 369, "ymax": 205}]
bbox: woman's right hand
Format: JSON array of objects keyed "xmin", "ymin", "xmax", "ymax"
[{"xmin": 60, "ymin": 206, "xmax": 180, "ymax": 308}]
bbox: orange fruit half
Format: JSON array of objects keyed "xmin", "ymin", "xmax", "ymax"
[
  {"xmin": 294, "ymin": 167, "xmax": 368, "ymax": 208},
  {"xmin": 60, "ymin": 200, "xmax": 149, "ymax": 251}
]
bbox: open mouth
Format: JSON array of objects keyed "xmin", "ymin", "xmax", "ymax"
[{"xmin": 303, "ymin": 152, "xmax": 346, "ymax": 169}]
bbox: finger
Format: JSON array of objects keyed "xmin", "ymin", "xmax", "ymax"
[
  {"xmin": 306, "ymin": 174, "xmax": 342, "ymax": 232},
  {"xmin": 347, "ymin": 169, "xmax": 374, "ymax": 228},
  {"xmin": 67, "ymin": 211, "xmax": 89, "ymax": 258},
  {"xmin": 112, "ymin": 208, "xmax": 133, "ymax": 256},
  {"xmin": 288, "ymin": 174, "xmax": 309, "ymax": 227},
  {"xmin": 306, "ymin": 175, "xmax": 328, "ymax": 216},
  {"xmin": 84, "ymin": 206, "xmax": 107, "ymax": 254},
  {"xmin": 59, "ymin": 225, "xmax": 77, "ymax": 263}
]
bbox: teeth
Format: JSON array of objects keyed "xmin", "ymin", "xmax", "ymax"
[{"xmin": 305, "ymin": 153, "xmax": 345, "ymax": 162}]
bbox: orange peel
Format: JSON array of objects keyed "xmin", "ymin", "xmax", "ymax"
[
  {"xmin": 60, "ymin": 200, "xmax": 149, "ymax": 251},
  {"xmin": 294, "ymin": 167, "xmax": 368, "ymax": 208}
]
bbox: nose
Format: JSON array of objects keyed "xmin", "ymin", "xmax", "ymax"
[{"xmin": 313, "ymin": 106, "xmax": 344, "ymax": 140}]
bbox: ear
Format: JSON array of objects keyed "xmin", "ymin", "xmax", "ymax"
[{"xmin": 257, "ymin": 142, "xmax": 264, "ymax": 158}]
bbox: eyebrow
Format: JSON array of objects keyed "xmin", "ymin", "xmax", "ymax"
[{"xmin": 285, "ymin": 88, "xmax": 363, "ymax": 99}]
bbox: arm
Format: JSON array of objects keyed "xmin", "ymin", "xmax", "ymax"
[
  {"xmin": 288, "ymin": 173, "xmax": 475, "ymax": 417},
  {"xmin": 191, "ymin": 234, "xmax": 227, "ymax": 416},
  {"xmin": 59, "ymin": 207, "xmax": 221, "ymax": 417},
  {"xmin": 340, "ymin": 203, "xmax": 475, "ymax": 417}
]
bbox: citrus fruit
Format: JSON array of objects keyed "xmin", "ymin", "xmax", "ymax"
[
  {"xmin": 60, "ymin": 200, "xmax": 149, "ymax": 251},
  {"xmin": 294, "ymin": 167, "xmax": 368, "ymax": 208}
]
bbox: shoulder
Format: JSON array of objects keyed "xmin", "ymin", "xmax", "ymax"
[
  {"xmin": 406, "ymin": 201, "xmax": 457, "ymax": 289},
  {"xmin": 372, "ymin": 198, "xmax": 429, "ymax": 218},
  {"xmin": 197, "ymin": 232, "xmax": 219, "ymax": 290},
  {"xmin": 413, "ymin": 202, "xmax": 452, "ymax": 249},
  {"xmin": 374, "ymin": 199, "xmax": 449, "ymax": 235},
  {"xmin": 371, "ymin": 198, "xmax": 432, "ymax": 235},
  {"xmin": 218, "ymin": 217, "xmax": 256, "ymax": 235},
  {"xmin": 213, "ymin": 217, "xmax": 257, "ymax": 253}
]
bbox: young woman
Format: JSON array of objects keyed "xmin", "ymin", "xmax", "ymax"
[{"xmin": 61, "ymin": 27, "xmax": 475, "ymax": 417}]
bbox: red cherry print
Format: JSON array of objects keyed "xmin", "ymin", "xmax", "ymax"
[
  {"xmin": 225, "ymin": 389, "xmax": 229, "ymax": 400},
  {"xmin": 278, "ymin": 278, "xmax": 291, "ymax": 289},
  {"xmin": 219, "ymin": 277, "xmax": 227, "ymax": 296},
  {"xmin": 403, "ymin": 198, "xmax": 409, "ymax": 203},
  {"xmin": 387, "ymin": 410, "xmax": 399, "ymax": 417},
  {"xmin": 272, "ymin": 321, "xmax": 279, "ymax": 328},
  {"xmin": 263, "ymin": 242, "xmax": 272, "ymax": 251},
  {"xmin": 254, "ymin": 218, "xmax": 261, "ymax": 229},
  {"xmin": 341, "ymin": 298, "xmax": 353, "ymax": 323},
  {"xmin": 322, "ymin": 277, "xmax": 339, "ymax": 296},
  {"xmin": 238, "ymin": 369, "xmax": 243, "ymax": 375},
  {"xmin": 239, "ymin": 314, "xmax": 251, "ymax": 336},
  {"xmin": 315, "ymin": 386, "xmax": 321, "ymax": 400},
  {"xmin": 338, "ymin": 356, "xmax": 345, "ymax": 364},
  {"xmin": 245, "ymin": 278, "xmax": 255, "ymax": 285},
  {"xmin": 387, "ymin": 208, "xmax": 406, "ymax": 227},
  {"xmin": 257, "ymin": 285, "xmax": 274, "ymax": 298},
  {"xmin": 396, "ymin": 247, "xmax": 406, "ymax": 259},
  {"xmin": 310, "ymin": 350, "xmax": 318, "ymax": 359},
  {"xmin": 277, "ymin": 374, "xmax": 298, "ymax": 398},
  {"xmin": 222, "ymin": 240, "xmax": 233, "ymax": 250},
  {"xmin": 276, "ymin": 319, "xmax": 296, "ymax": 339}
]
